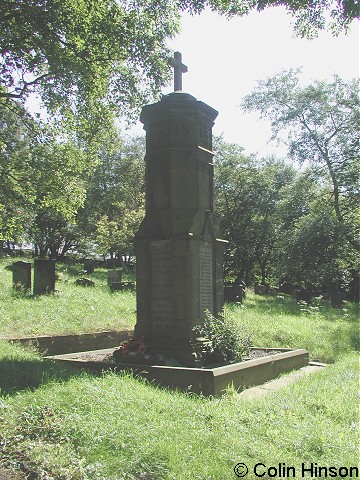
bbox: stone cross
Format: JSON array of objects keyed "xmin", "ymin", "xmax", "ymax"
[{"xmin": 169, "ymin": 51, "xmax": 188, "ymax": 91}]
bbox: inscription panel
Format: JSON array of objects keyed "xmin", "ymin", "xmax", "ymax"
[
  {"xmin": 199, "ymin": 240, "xmax": 213, "ymax": 316},
  {"xmin": 150, "ymin": 240, "xmax": 173, "ymax": 334}
]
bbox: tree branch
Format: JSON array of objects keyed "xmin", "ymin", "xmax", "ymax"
[{"xmin": 0, "ymin": 73, "xmax": 52, "ymax": 99}]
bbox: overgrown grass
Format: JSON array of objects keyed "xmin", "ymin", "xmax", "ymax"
[
  {"xmin": 0, "ymin": 258, "xmax": 136, "ymax": 337},
  {"xmin": 0, "ymin": 258, "xmax": 359, "ymax": 478},
  {"xmin": 0, "ymin": 341, "xmax": 80, "ymax": 396},
  {"xmin": 1, "ymin": 258, "xmax": 358, "ymax": 363},
  {"xmin": 0, "ymin": 343, "xmax": 358, "ymax": 479},
  {"xmin": 227, "ymin": 292, "xmax": 359, "ymax": 363}
]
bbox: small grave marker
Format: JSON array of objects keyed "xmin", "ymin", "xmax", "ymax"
[
  {"xmin": 33, "ymin": 259, "xmax": 56, "ymax": 295},
  {"xmin": 12, "ymin": 260, "xmax": 31, "ymax": 291}
]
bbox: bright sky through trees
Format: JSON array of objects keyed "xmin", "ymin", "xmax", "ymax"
[{"xmin": 162, "ymin": 8, "xmax": 359, "ymax": 158}]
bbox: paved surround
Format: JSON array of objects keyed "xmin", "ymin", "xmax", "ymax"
[{"xmin": 238, "ymin": 363, "xmax": 326, "ymax": 400}]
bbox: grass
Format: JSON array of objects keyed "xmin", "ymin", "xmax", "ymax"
[
  {"xmin": 0, "ymin": 257, "xmax": 359, "ymax": 478},
  {"xmin": 1, "ymin": 258, "xmax": 358, "ymax": 364},
  {"xmin": 0, "ymin": 345, "xmax": 358, "ymax": 479},
  {"xmin": 0, "ymin": 258, "xmax": 136, "ymax": 337},
  {"xmin": 226, "ymin": 293, "xmax": 359, "ymax": 363}
]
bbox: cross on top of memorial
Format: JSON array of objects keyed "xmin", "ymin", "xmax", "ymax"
[{"xmin": 169, "ymin": 51, "xmax": 188, "ymax": 92}]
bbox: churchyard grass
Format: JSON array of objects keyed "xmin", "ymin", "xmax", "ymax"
[
  {"xmin": 1, "ymin": 257, "xmax": 357, "ymax": 363},
  {"xmin": 226, "ymin": 293, "xmax": 359, "ymax": 363},
  {"xmin": 0, "ymin": 258, "xmax": 359, "ymax": 479},
  {"xmin": 0, "ymin": 344, "xmax": 358, "ymax": 479},
  {"xmin": 0, "ymin": 258, "xmax": 136, "ymax": 337}
]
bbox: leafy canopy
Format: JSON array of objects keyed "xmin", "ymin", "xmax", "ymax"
[
  {"xmin": 1, "ymin": 0, "xmax": 179, "ymax": 117},
  {"xmin": 181, "ymin": 0, "xmax": 359, "ymax": 37},
  {"xmin": 242, "ymin": 70, "xmax": 360, "ymax": 251}
]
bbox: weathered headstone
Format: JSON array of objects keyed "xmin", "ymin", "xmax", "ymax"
[
  {"xmin": 224, "ymin": 284, "xmax": 245, "ymax": 303},
  {"xmin": 75, "ymin": 277, "xmax": 95, "ymax": 287},
  {"xmin": 12, "ymin": 261, "xmax": 31, "ymax": 291},
  {"xmin": 254, "ymin": 283, "xmax": 268, "ymax": 295},
  {"xmin": 107, "ymin": 269, "xmax": 123, "ymax": 287},
  {"xmin": 331, "ymin": 292, "xmax": 346, "ymax": 308},
  {"xmin": 133, "ymin": 54, "xmax": 227, "ymax": 366},
  {"xmin": 33, "ymin": 259, "xmax": 56, "ymax": 295},
  {"xmin": 84, "ymin": 258, "xmax": 95, "ymax": 274},
  {"xmin": 293, "ymin": 288, "xmax": 312, "ymax": 304}
]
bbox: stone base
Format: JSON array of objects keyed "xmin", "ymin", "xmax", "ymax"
[
  {"xmin": 145, "ymin": 336, "xmax": 197, "ymax": 367},
  {"xmin": 46, "ymin": 347, "xmax": 309, "ymax": 397}
]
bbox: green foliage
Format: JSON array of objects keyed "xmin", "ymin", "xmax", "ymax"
[
  {"xmin": 1, "ymin": 0, "xmax": 179, "ymax": 116},
  {"xmin": 214, "ymin": 74, "xmax": 359, "ymax": 293},
  {"xmin": 181, "ymin": 0, "xmax": 358, "ymax": 37},
  {"xmin": 1, "ymin": 255, "xmax": 358, "ymax": 362},
  {"xmin": 242, "ymin": 71, "xmax": 360, "ymax": 253},
  {"xmin": 279, "ymin": 197, "xmax": 359, "ymax": 291},
  {"xmin": 193, "ymin": 310, "xmax": 253, "ymax": 364},
  {"xmin": 227, "ymin": 292, "xmax": 359, "ymax": 363},
  {"xmin": 29, "ymin": 208, "xmax": 82, "ymax": 259},
  {"xmin": 78, "ymin": 134, "xmax": 146, "ymax": 259},
  {"xmin": 1, "ymin": 0, "xmax": 177, "ymax": 244},
  {"xmin": 0, "ymin": 97, "xmax": 92, "ymax": 242},
  {"xmin": 214, "ymin": 137, "xmax": 302, "ymax": 284},
  {"xmin": 0, "ymin": 341, "xmax": 77, "ymax": 395}
]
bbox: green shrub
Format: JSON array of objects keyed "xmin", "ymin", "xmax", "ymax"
[{"xmin": 192, "ymin": 310, "xmax": 253, "ymax": 365}]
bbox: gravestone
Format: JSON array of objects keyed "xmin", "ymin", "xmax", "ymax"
[
  {"xmin": 12, "ymin": 261, "xmax": 31, "ymax": 291},
  {"xmin": 254, "ymin": 283, "xmax": 268, "ymax": 295},
  {"xmin": 224, "ymin": 284, "xmax": 245, "ymax": 303},
  {"xmin": 133, "ymin": 52, "xmax": 228, "ymax": 366},
  {"xmin": 75, "ymin": 277, "xmax": 95, "ymax": 287},
  {"xmin": 331, "ymin": 292, "xmax": 346, "ymax": 308},
  {"xmin": 293, "ymin": 288, "xmax": 312, "ymax": 304},
  {"xmin": 33, "ymin": 259, "xmax": 56, "ymax": 295},
  {"xmin": 84, "ymin": 258, "xmax": 95, "ymax": 274},
  {"xmin": 107, "ymin": 269, "xmax": 123, "ymax": 287}
]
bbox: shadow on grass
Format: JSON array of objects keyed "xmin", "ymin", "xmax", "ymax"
[
  {"xmin": 241, "ymin": 294, "xmax": 300, "ymax": 316},
  {"xmin": 0, "ymin": 357, "xmax": 86, "ymax": 397}
]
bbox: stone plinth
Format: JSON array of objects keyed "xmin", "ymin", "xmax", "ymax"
[
  {"xmin": 12, "ymin": 261, "xmax": 31, "ymax": 291},
  {"xmin": 33, "ymin": 259, "xmax": 56, "ymax": 295},
  {"xmin": 134, "ymin": 92, "xmax": 227, "ymax": 366}
]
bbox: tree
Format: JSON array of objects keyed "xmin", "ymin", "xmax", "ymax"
[
  {"xmin": 213, "ymin": 137, "xmax": 297, "ymax": 285},
  {"xmin": 0, "ymin": 98, "xmax": 36, "ymax": 240},
  {"xmin": 182, "ymin": 0, "xmax": 358, "ymax": 37},
  {"xmin": 277, "ymin": 195, "xmax": 360, "ymax": 293},
  {"xmin": 0, "ymin": 95, "xmax": 93, "ymax": 243},
  {"xmin": 29, "ymin": 208, "xmax": 81, "ymax": 259},
  {"xmin": 242, "ymin": 71, "xmax": 360, "ymax": 252},
  {"xmin": 1, "ymin": 0, "xmax": 179, "ymax": 117},
  {"xmin": 78, "ymin": 134, "xmax": 146, "ymax": 262}
]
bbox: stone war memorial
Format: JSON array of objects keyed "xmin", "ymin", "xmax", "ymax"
[
  {"xmin": 50, "ymin": 52, "xmax": 309, "ymax": 396},
  {"xmin": 134, "ymin": 51, "xmax": 228, "ymax": 366}
]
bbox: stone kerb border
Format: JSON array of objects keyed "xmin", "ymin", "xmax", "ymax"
[
  {"xmin": 3, "ymin": 330, "xmax": 133, "ymax": 356},
  {"xmin": 48, "ymin": 347, "xmax": 309, "ymax": 397}
]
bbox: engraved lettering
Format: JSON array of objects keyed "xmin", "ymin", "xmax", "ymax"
[
  {"xmin": 150, "ymin": 241, "xmax": 173, "ymax": 333},
  {"xmin": 200, "ymin": 241, "xmax": 213, "ymax": 316}
]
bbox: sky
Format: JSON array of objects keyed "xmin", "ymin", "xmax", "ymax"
[{"xmin": 131, "ymin": 7, "xmax": 359, "ymax": 159}]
